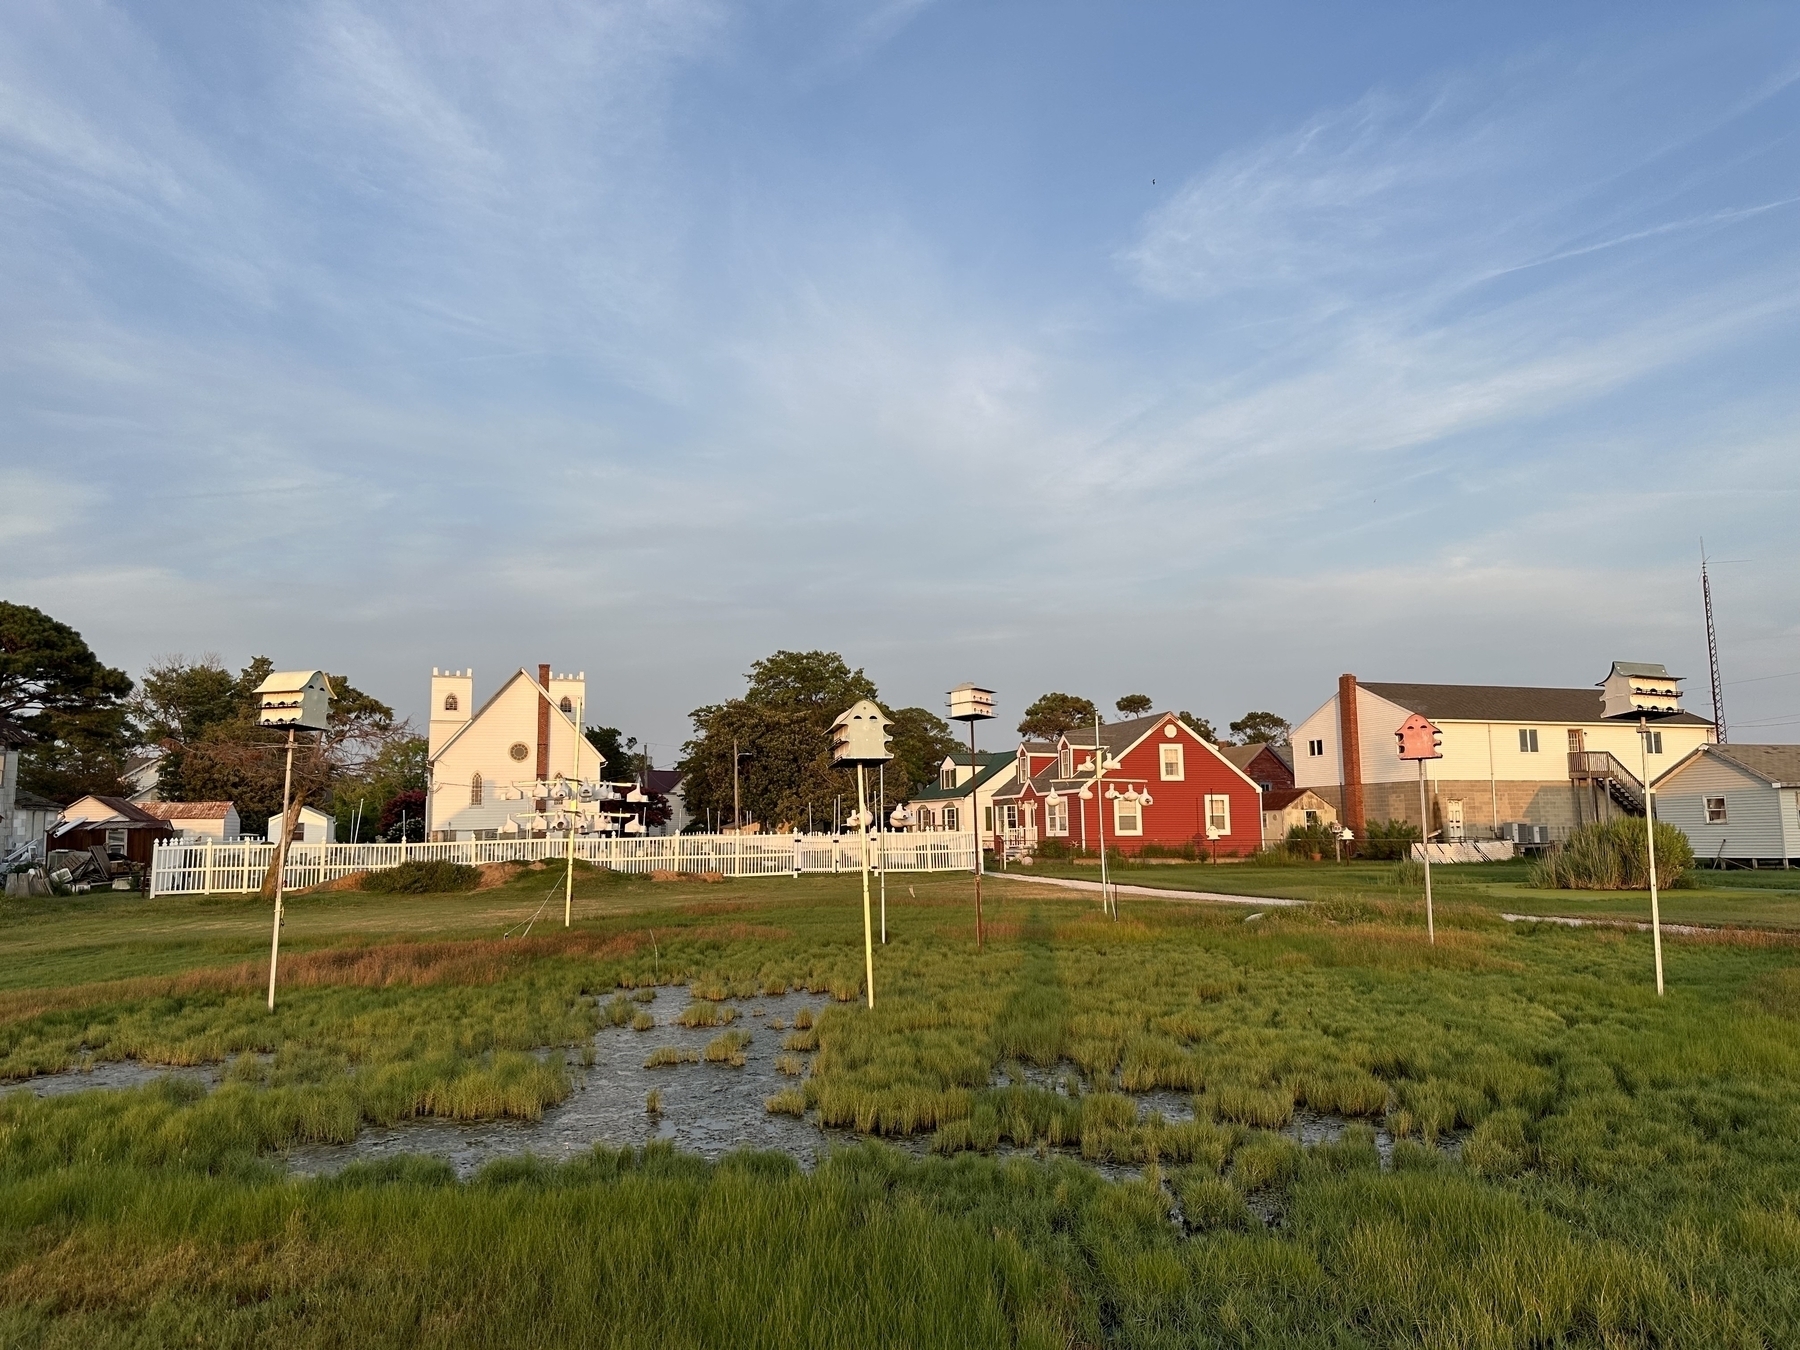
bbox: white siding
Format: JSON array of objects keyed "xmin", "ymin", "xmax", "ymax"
[{"xmin": 1654, "ymin": 752, "xmax": 1791, "ymax": 861}]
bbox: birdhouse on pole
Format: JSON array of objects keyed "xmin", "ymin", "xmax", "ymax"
[
  {"xmin": 831, "ymin": 700, "xmax": 894, "ymax": 765},
  {"xmin": 947, "ymin": 683, "xmax": 995, "ymax": 724},
  {"xmin": 255, "ymin": 671, "xmax": 335, "ymax": 732},
  {"xmin": 1395, "ymin": 713, "xmax": 1443, "ymax": 761}
]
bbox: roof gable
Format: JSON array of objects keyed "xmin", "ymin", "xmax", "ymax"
[
  {"xmin": 1362, "ymin": 680, "xmax": 1713, "ymax": 726},
  {"xmin": 431, "ymin": 667, "xmax": 601, "ymax": 767}
]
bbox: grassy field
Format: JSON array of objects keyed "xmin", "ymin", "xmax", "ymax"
[
  {"xmin": 3, "ymin": 859, "xmax": 1800, "ymax": 1346},
  {"xmin": 1025, "ymin": 855, "xmax": 1800, "ymax": 929}
]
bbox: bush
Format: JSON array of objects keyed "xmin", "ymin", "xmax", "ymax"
[
  {"xmin": 1283, "ymin": 822, "xmax": 1340, "ymax": 859},
  {"xmin": 1530, "ymin": 818, "xmax": 1692, "ymax": 891},
  {"xmin": 359, "ymin": 860, "xmax": 481, "ymax": 894},
  {"xmin": 1135, "ymin": 842, "xmax": 1201, "ymax": 861},
  {"xmin": 1033, "ymin": 839, "xmax": 1071, "ymax": 861},
  {"xmin": 1358, "ymin": 818, "xmax": 1420, "ymax": 862}
]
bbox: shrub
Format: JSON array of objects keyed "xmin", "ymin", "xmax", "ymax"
[
  {"xmin": 1135, "ymin": 842, "xmax": 1199, "ymax": 862},
  {"xmin": 1283, "ymin": 821, "xmax": 1340, "ymax": 859},
  {"xmin": 1530, "ymin": 819, "xmax": 1693, "ymax": 890},
  {"xmin": 1033, "ymin": 839, "xmax": 1072, "ymax": 860},
  {"xmin": 359, "ymin": 860, "xmax": 480, "ymax": 894},
  {"xmin": 1358, "ymin": 819, "xmax": 1420, "ymax": 862}
]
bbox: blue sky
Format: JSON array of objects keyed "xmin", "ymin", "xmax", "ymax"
[{"xmin": 3, "ymin": 1, "xmax": 1797, "ymax": 760}]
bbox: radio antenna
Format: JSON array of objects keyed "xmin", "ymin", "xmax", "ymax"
[{"xmin": 1701, "ymin": 540, "xmax": 1727, "ymax": 744}]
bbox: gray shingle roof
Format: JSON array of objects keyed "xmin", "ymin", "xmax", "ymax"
[
  {"xmin": 1702, "ymin": 744, "xmax": 1800, "ymax": 786},
  {"xmin": 1360, "ymin": 682, "xmax": 1713, "ymax": 726}
]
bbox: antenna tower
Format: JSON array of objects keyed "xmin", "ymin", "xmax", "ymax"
[{"xmin": 1702, "ymin": 542, "xmax": 1727, "ymax": 744}]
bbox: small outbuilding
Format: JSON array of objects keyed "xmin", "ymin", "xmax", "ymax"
[
  {"xmin": 49, "ymin": 795, "xmax": 175, "ymax": 868},
  {"xmin": 140, "ymin": 800, "xmax": 242, "ymax": 841},
  {"xmin": 1261, "ymin": 788, "xmax": 1338, "ymax": 844},
  {"xmin": 268, "ymin": 804, "xmax": 337, "ymax": 846},
  {"xmin": 1653, "ymin": 744, "xmax": 1800, "ymax": 867}
]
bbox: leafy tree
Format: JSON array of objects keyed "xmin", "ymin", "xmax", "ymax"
[
  {"xmin": 1229, "ymin": 711, "xmax": 1292, "ymax": 746},
  {"xmin": 0, "ymin": 601, "xmax": 135, "ymax": 800},
  {"xmin": 1115, "ymin": 694, "xmax": 1153, "ymax": 717},
  {"xmin": 1177, "ymin": 711, "xmax": 1218, "ymax": 742},
  {"xmin": 677, "ymin": 650, "xmax": 947, "ymax": 832},
  {"xmin": 583, "ymin": 725, "xmax": 671, "ymax": 829},
  {"xmin": 378, "ymin": 789, "xmax": 427, "ymax": 842},
  {"xmin": 1018, "ymin": 693, "xmax": 1099, "ymax": 741},
  {"xmin": 156, "ymin": 655, "xmax": 409, "ymax": 835},
  {"xmin": 130, "ymin": 654, "xmax": 239, "ymax": 743},
  {"xmin": 329, "ymin": 736, "xmax": 427, "ymax": 841}
]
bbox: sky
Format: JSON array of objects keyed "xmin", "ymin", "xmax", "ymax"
[{"xmin": 2, "ymin": 1, "xmax": 1797, "ymax": 763}]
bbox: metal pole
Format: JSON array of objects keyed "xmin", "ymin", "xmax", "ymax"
[
  {"xmin": 1417, "ymin": 758, "xmax": 1434, "ymax": 945},
  {"xmin": 970, "ymin": 720, "xmax": 983, "ymax": 952},
  {"xmin": 267, "ymin": 728, "xmax": 295, "ymax": 1011},
  {"xmin": 1095, "ymin": 713, "xmax": 1113, "ymax": 918},
  {"xmin": 732, "ymin": 737, "xmax": 740, "ymax": 832},
  {"xmin": 878, "ymin": 761, "xmax": 887, "ymax": 944},
  {"xmin": 857, "ymin": 764, "xmax": 875, "ymax": 1008},
  {"xmin": 565, "ymin": 697, "xmax": 580, "ymax": 928},
  {"xmin": 1641, "ymin": 716, "xmax": 1664, "ymax": 996}
]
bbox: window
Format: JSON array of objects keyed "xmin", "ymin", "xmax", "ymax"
[
  {"xmin": 1308, "ymin": 739, "xmax": 1324, "ymax": 757},
  {"xmin": 1705, "ymin": 796, "xmax": 1727, "ymax": 824},
  {"xmin": 1113, "ymin": 797, "xmax": 1142, "ymax": 835},
  {"xmin": 984, "ymin": 806, "xmax": 994, "ymax": 833},
  {"xmin": 943, "ymin": 806, "xmax": 959, "ymax": 832},
  {"xmin": 1519, "ymin": 729, "xmax": 1540, "ymax": 753},
  {"xmin": 1046, "ymin": 798, "xmax": 1069, "ymax": 836},
  {"xmin": 1160, "ymin": 744, "xmax": 1185, "ymax": 780},
  {"xmin": 1567, "ymin": 729, "xmax": 1584, "ymax": 753},
  {"xmin": 1205, "ymin": 795, "xmax": 1231, "ymax": 835},
  {"xmin": 940, "ymin": 766, "xmax": 957, "ymax": 790},
  {"xmin": 509, "ymin": 742, "xmax": 530, "ymax": 762},
  {"xmin": 442, "ymin": 692, "xmax": 459, "ymax": 712},
  {"xmin": 1002, "ymin": 805, "xmax": 1019, "ymax": 830},
  {"xmin": 105, "ymin": 828, "xmax": 128, "ymax": 853},
  {"xmin": 470, "ymin": 772, "xmax": 483, "ymax": 807},
  {"xmin": 559, "ymin": 696, "xmax": 573, "ymax": 714},
  {"xmin": 1060, "ymin": 748, "xmax": 1073, "ymax": 778},
  {"xmin": 1303, "ymin": 810, "xmax": 1319, "ymax": 826},
  {"xmin": 1643, "ymin": 730, "xmax": 1663, "ymax": 754}
]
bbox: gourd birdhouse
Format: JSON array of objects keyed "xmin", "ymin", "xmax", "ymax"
[
  {"xmin": 255, "ymin": 670, "xmax": 335, "ymax": 732},
  {"xmin": 1395, "ymin": 713, "xmax": 1443, "ymax": 761},
  {"xmin": 831, "ymin": 700, "xmax": 894, "ymax": 765}
]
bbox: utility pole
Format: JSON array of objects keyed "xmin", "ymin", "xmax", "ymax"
[{"xmin": 732, "ymin": 736, "xmax": 741, "ymax": 831}]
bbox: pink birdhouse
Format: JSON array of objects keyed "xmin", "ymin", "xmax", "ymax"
[{"xmin": 1395, "ymin": 713, "xmax": 1443, "ymax": 761}]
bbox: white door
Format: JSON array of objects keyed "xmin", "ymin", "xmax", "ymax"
[{"xmin": 1445, "ymin": 799, "xmax": 1465, "ymax": 843}]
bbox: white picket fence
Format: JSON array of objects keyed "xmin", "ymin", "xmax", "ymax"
[{"xmin": 147, "ymin": 831, "xmax": 978, "ymax": 896}]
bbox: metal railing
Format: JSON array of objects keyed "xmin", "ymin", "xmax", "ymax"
[{"xmin": 147, "ymin": 831, "xmax": 977, "ymax": 896}]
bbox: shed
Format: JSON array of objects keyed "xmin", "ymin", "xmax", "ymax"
[
  {"xmin": 268, "ymin": 804, "xmax": 336, "ymax": 846},
  {"xmin": 140, "ymin": 800, "xmax": 242, "ymax": 841},
  {"xmin": 1261, "ymin": 788, "xmax": 1338, "ymax": 843},
  {"xmin": 1653, "ymin": 744, "xmax": 1800, "ymax": 866},
  {"xmin": 49, "ymin": 795, "xmax": 174, "ymax": 868}
]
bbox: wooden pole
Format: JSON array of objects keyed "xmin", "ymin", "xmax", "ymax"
[{"xmin": 858, "ymin": 764, "xmax": 875, "ymax": 1008}]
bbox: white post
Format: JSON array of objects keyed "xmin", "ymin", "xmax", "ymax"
[
  {"xmin": 1417, "ymin": 758, "xmax": 1434, "ymax": 945},
  {"xmin": 878, "ymin": 761, "xmax": 887, "ymax": 944},
  {"xmin": 203, "ymin": 836, "xmax": 215, "ymax": 895},
  {"xmin": 267, "ymin": 728, "xmax": 295, "ymax": 1012},
  {"xmin": 1641, "ymin": 717, "xmax": 1665, "ymax": 996},
  {"xmin": 969, "ymin": 722, "xmax": 983, "ymax": 952},
  {"xmin": 565, "ymin": 696, "xmax": 581, "ymax": 928},
  {"xmin": 1094, "ymin": 713, "xmax": 1113, "ymax": 919},
  {"xmin": 857, "ymin": 764, "xmax": 875, "ymax": 1008}
]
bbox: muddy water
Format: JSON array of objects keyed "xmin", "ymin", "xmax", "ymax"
[{"xmin": 17, "ymin": 989, "xmax": 1458, "ymax": 1182}]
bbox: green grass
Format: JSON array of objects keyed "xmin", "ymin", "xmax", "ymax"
[{"xmin": 2, "ymin": 868, "xmax": 1800, "ymax": 1343}]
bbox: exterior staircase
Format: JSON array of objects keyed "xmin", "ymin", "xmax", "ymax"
[{"xmin": 1568, "ymin": 752, "xmax": 1644, "ymax": 816}]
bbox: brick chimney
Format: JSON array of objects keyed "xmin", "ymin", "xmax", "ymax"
[
  {"xmin": 536, "ymin": 663, "xmax": 552, "ymax": 782},
  {"xmin": 1338, "ymin": 673, "xmax": 1364, "ymax": 834}
]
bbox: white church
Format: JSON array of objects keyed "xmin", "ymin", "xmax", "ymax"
[{"xmin": 427, "ymin": 664, "xmax": 643, "ymax": 841}]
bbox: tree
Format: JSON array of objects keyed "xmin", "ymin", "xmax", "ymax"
[
  {"xmin": 156, "ymin": 655, "xmax": 412, "ymax": 835},
  {"xmin": 379, "ymin": 789, "xmax": 427, "ymax": 842},
  {"xmin": 584, "ymin": 724, "xmax": 670, "ymax": 828},
  {"xmin": 1177, "ymin": 711, "xmax": 1218, "ymax": 742},
  {"xmin": 329, "ymin": 735, "xmax": 427, "ymax": 841},
  {"xmin": 130, "ymin": 654, "xmax": 240, "ymax": 743},
  {"xmin": 1018, "ymin": 693, "xmax": 1099, "ymax": 741},
  {"xmin": 1115, "ymin": 694, "xmax": 1153, "ymax": 716},
  {"xmin": 1229, "ymin": 711, "xmax": 1292, "ymax": 746},
  {"xmin": 0, "ymin": 601, "xmax": 135, "ymax": 800},
  {"xmin": 676, "ymin": 650, "xmax": 938, "ymax": 832}
]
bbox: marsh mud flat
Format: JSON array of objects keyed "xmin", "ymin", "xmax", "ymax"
[{"xmin": 11, "ymin": 1059, "xmax": 222, "ymax": 1098}]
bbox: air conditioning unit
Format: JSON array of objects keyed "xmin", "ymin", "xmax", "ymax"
[{"xmin": 1498, "ymin": 822, "xmax": 1551, "ymax": 845}]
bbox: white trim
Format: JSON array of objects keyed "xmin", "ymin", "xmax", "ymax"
[
  {"xmin": 1112, "ymin": 796, "xmax": 1143, "ymax": 836},
  {"xmin": 1160, "ymin": 743, "xmax": 1185, "ymax": 781}
]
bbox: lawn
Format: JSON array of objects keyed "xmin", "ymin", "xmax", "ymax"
[
  {"xmin": 1024, "ymin": 854, "xmax": 1800, "ymax": 929},
  {"xmin": 2, "ymin": 860, "xmax": 1799, "ymax": 1346}
]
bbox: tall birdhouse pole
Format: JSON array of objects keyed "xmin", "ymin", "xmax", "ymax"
[
  {"xmin": 1395, "ymin": 713, "xmax": 1443, "ymax": 945},
  {"xmin": 255, "ymin": 670, "xmax": 335, "ymax": 1011},
  {"xmin": 831, "ymin": 700, "xmax": 894, "ymax": 1009},
  {"xmin": 947, "ymin": 684, "xmax": 995, "ymax": 952}
]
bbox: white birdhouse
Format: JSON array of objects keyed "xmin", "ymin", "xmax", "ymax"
[
  {"xmin": 947, "ymin": 683, "xmax": 995, "ymax": 723},
  {"xmin": 255, "ymin": 670, "xmax": 334, "ymax": 731},
  {"xmin": 831, "ymin": 699, "xmax": 894, "ymax": 765}
]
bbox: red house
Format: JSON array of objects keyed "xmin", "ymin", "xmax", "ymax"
[{"xmin": 993, "ymin": 713, "xmax": 1264, "ymax": 858}]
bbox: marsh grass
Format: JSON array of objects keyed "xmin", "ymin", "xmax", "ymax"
[
  {"xmin": 645, "ymin": 1089, "xmax": 662, "ymax": 1115},
  {"xmin": 6, "ymin": 873, "xmax": 1800, "ymax": 1344},
  {"xmin": 676, "ymin": 1000, "xmax": 738, "ymax": 1028},
  {"xmin": 765, "ymin": 1088, "xmax": 806, "ymax": 1117},
  {"xmin": 629, "ymin": 1010, "xmax": 656, "ymax": 1032},
  {"xmin": 644, "ymin": 1047, "xmax": 699, "ymax": 1068},
  {"xmin": 775, "ymin": 1053, "xmax": 805, "ymax": 1077},
  {"xmin": 703, "ymin": 1030, "xmax": 752, "ymax": 1066}
]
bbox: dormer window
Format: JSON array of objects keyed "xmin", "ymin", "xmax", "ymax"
[
  {"xmin": 443, "ymin": 693, "xmax": 459, "ymax": 712},
  {"xmin": 1059, "ymin": 748, "xmax": 1072, "ymax": 778},
  {"xmin": 940, "ymin": 766, "xmax": 957, "ymax": 791}
]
